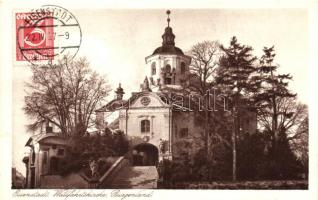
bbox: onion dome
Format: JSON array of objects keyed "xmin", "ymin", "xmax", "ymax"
[{"xmin": 152, "ymin": 10, "xmax": 184, "ymax": 56}]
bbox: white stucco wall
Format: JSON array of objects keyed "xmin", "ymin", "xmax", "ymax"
[
  {"xmin": 115, "ymin": 93, "xmax": 171, "ymax": 155},
  {"xmin": 126, "ymin": 108, "xmax": 170, "ymax": 145},
  {"xmin": 145, "ymin": 54, "xmax": 191, "ymax": 87},
  {"xmin": 26, "ymin": 136, "xmax": 69, "ymax": 188}
]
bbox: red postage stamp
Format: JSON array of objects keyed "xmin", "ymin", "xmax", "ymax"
[{"xmin": 16, "ymin": 12, "xmax": 54, "ymax": 61}]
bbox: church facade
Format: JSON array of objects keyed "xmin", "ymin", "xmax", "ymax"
[{"xmin": 96, "ymin": 11, "xmax": 257, "ymax": 166}]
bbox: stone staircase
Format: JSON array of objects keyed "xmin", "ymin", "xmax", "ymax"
[{"xmin": 109, "ymin": 166, "xmax": 158, "ymax": 189}]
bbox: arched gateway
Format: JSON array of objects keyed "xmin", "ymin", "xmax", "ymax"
[{"xmin": 132, "ymin": 143, "xmax": 159, "ymax": 166}]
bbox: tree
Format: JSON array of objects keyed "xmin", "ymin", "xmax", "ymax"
[
  {"xmin": 187, "ymin": 40, "xmax": 221, "ymax": 160},
  {"xmin": 24, "ymin": 56, "xmax": 111, "ymax": 137},
  {"xmin": 255, "ymin": 46, "xmax": 296, "ymax": 142},
  {"xmin": 255, "ymin": 46, "xmax": 307, "ymax": 179},
  {"xmin": 258, "ymin": 97, "xmax": 307, "ymax": 141},
  {"xmin": 188, "ymin": 41, "xmax": 221, "ymax": 94},
  {"xmin": 215, "ymin": 36, "xmax": 258, "ymax": 181},
  {"xmin": 290, "ymin": 114, "xmax": 308, "ymax": 177}
]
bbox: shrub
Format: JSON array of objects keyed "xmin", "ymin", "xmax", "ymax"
[{"xmin": 58, "ymin": 130, "xmax": 128, "ymax": 176}]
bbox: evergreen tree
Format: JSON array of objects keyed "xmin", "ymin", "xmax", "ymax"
[
  {"xmin": 216, "ymin": 36, "xmax": 258, "ymax": 181},
  {"xmin": 255, "ymin": 46, "xmax": 296, "ymax": 141},
  {"xmin": 254, "ymin": 46, "xmax": 301, "ymax": 179},
  {"xmin": 216, "ymin": 36, "xmax": 258, "ymax": 100}
]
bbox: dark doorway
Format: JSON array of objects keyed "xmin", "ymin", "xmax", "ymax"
[
  {"xmin": 132, "ymin": 143, "xmax": 159, "ymax": 166},
  {"xmin": 30, "ymin": 166, "xmax": 35, "ymax": 188}
]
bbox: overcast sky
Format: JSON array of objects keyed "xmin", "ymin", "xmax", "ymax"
[{"xmin": 13, "ymin": 9, "xmax": 308, "ymax": 175}]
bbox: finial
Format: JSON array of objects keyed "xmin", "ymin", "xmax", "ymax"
[
  {"xmin": 115, "ymin": 82, "xmax": 124, "ymax": 100},
  {"xmin": 142, "ymin": 76, "xmax": 152, "ymax": 92},
  {"xmin": 166, "ymin": 10, "xmax": 171, "ymax": 27}
]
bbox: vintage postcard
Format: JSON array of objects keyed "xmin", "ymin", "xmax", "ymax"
[{"xmin": 1, "ymin": 0, "xmax": 318, "ymax": 199}]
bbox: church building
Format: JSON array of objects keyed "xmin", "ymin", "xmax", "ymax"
[{"xmin": 96, "ymin": 10, "xmax": 257, "ymax": 166}]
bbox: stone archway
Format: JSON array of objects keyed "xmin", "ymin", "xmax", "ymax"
[{"xmin": 132, "ymin": 143, "xmax": 159, "ymax": 166}]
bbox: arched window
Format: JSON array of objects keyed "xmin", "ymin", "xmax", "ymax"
[
  {"xmin": 141, "ymin": 120, "xmax": 150, "ymax": 133},
  {"xmin": 151, "ymin": 62, "xmax": 156, "ymax": 75},
  {"xmin": 180, "ymin": 62, "xmax": 186, "ymax": 74},
  {"xmin": 165, "ymin": 64, "xmax": 171, "ymax": 73}
]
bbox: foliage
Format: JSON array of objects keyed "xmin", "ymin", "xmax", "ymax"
[
  {"xmin": 214, "ymin": 36, "xmax": 259, "ymax": 180},
  {"xmin": 251, "ymin": 46, "xmax": 308, "ymax": 179},
  {"xmin": 159, "ymin": 180, "xmax": 308, "ymax": 189},
  {"xmin": 161, "ymin": 37, "xmax": 309, "ymax": 182},
  {"xmin": 237, "ymin": 130, "xmax": 306, "ymax": 180},
  {"xmin": 112, "ymin": 130, "xmax": 130, "ymax": 156},
  {"xmin": 216, "ymin": 36, "xmax": 258, "ymax": 100},
  {"xmin": 192, "ymin": 147, "xmax": 232, "ymax": 181},
  {"xmin": 158, "ymin": 143, "xmax": 232, "ymax": 183},
  {"xmin": 58, "ymin": 130, "xmax": 129, "ymax": 176},
  {"xmin": 290, "ymin": 116, "xmax": 308, "ymax": 171},
  {"xmin": 72, "ymin": 129, "xmax": 129, "ymax": 157},
  {"xmin": 24, "ymin": 56, "xmax": 111, "ymax": 137},
  {"xmin": 254, "ymin": 46, "xmax": 297, "ymax": 139},
  {"xmin": 158, "ymin": 159, "xmax": 192, "ymax": 183}
]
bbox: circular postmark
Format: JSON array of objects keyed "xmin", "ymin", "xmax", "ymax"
[{"xmin": 16, "ymin": 5, "xmax": 82, "ymax": 65}]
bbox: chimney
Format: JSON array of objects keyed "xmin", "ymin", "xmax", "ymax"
[{"xmin": 45, "ymin": 121, "xmax": 53, "ymax": 133}]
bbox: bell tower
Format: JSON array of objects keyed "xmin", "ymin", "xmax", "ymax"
[{"xmin": 145, "ymin": 10, "xmax": 191, "ymax": 91}]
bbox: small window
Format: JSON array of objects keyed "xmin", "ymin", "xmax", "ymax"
[
  {"xmin": 179, "ymin": 128, "xmax": 189, "ymax": 138},
  {"xmin": 57, "ymin": 148, "xmax": 64, "ymax": 156},
  {"xmin": 181, "ymin": 62, "xmax": 186, "ymax": 74},
  {"xmin": 141, "ymin": 120, "xmax": 150, "ymax": 133},
  {"xmin": 46, "ymin": 126, "xmax": 53, "ymax": 133},
  {"xmin": 151, "ymin": 62, "xmax": 156, "ymax": 75},
  {"xmin": 165, "ymin": 64, "xmax": 171, "ymax": 73},
  {"xmin": 50, "ymin": 157, "xmax": 59, "ymax": 174},
  {"xmin": 165, "ymin": 77, "xmax": 172, "ymax": 84}
]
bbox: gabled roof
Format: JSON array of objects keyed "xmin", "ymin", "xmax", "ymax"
[
  {"xmin": 25, "ymin": 133, "xmax": 67, "ymax": 147},
  {"xmin": 95, "ymin": 99, "xmax": 128, "ymax": 112}
]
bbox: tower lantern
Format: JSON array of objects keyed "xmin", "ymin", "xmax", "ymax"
[
  {"xmin": 144, "ymin": 10, "xmax": 192, "ymax": 90},
  {"xmin": 115, "ymin": 83, "xmax": 125, "ymax": 100}
]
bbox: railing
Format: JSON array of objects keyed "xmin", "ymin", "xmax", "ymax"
[{"xmin": 98, "ymin": 156, "xmax": 129, "ymax": 188}]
